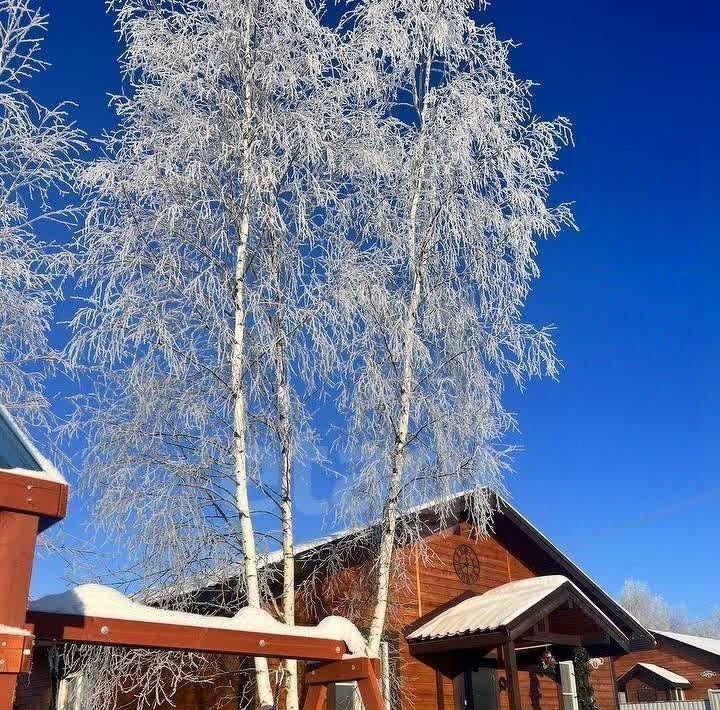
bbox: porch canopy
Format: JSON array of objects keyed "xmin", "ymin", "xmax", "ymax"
[
  {"xmin": 617, "ymin": 663, "xmax": 691, "ymax": 689},
  {"xmin": 407, "ymin": 575, "xmax": 631, "ymax": 658}
]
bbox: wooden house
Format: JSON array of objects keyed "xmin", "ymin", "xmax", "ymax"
[
  {"xmin": 615, "ymin": 630, "xmax": 720, "ymax": 704},
  {"xmin": 16, "ymin": 492, "xmax": 654, "ymax": 710}
]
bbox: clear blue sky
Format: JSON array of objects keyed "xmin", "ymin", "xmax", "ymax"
[{"xmin": 27, "ymin": 0, "xmax": 718, "ymax": 622}]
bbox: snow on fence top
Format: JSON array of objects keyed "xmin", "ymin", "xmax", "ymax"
[
  {"xmin": 0, "ymin": 624, "xmax": 32, "ymax": 637},
  {"xmin": 0, "ymin": 405, "xmax": 66, "ymax": 485},
  {"xmin": 30, "ymin": 584, "xmax": 371, "ymax": 657}
]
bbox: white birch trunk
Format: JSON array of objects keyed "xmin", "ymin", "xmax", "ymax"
[
  {"xmin": 272, "ymin": 231, "xmax": 299, "ymax": 710},
  {"xmin": 367, "ymin": 161, "xmax": 427, "ymax": 656},
  {"xmin": 231, "ymin": 205, "xmax": 274, "ymax": 708},
  {"xmin": 231, "ymin": 3, "xmax": 274, "ymax": 703},
  {"xmin": 368, "ymin": 54, "xmax": 434, "ymax": 657},
  {"xmin": 276, "ymin": 335, "xmax": 298, "ymax": 710}
]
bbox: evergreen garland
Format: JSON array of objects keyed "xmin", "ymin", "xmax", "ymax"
[{"xmin": 573, "ymin": 647, "xmax": 600, "ymax": 710}]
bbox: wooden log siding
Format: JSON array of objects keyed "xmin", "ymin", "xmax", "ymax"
[
  {"xmin": 108, "ymin": 521, "xmax": 617, "ymax": 710},
  {"xmin": 17, "ymin": 519, "xmax": 629, "ymax": 710}
]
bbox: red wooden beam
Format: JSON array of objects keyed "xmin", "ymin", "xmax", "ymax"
[
  {"xmin": 27, "ymin": 611, "xmax": 348, "ymax": 662},
  {"xmin": 303, "ymin": 658, "xmax": 385, "ymax": 710},
  {"xmin": 0, "ymin": 632, "xmax": 34, "ymax": 674},
  {"xmin": 0, "ymin": 511, "xmax": 40, "ymax": 710},
  {"xmin": 306, "ymin": 657, "xmax": 379, "ymax": 685},
  {"xmin": 0, "ymin": 470, "xmax": 68, "ymax": 531},
  {"xmin": 357, "ymin": 670, "xmax": 385, "ymax": 710},
  {"xmin": 302, "ymin": 684, "xmax": 328, "ymax": 710}
]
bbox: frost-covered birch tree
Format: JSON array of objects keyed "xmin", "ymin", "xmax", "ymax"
[
  {"xmin": 68, "ymin": 1, "xmax": 339, "ymax": 707},
  {"xmin": 331, "ymin": 0, "xmax": 575, "ymax": 654},
  {"xmin": 619, "ymin": 580, "xmax": 720, "ymax": 637},
  {"xmin": 0, "ymin": 0, "xmax": 82, "ymax": 421}
]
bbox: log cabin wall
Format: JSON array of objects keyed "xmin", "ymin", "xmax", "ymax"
[
  {"xmin": 14, "ymin": 518, "xmax": 625, "ymax": 710},
  {"xmin": 590, "ymin": 659, "xmax": 620, "ymax": 710},
  {"xmin": 305, "ymin": 520, "xmax": 621, "ymax": 710},
  {"xmin": 310, "ymin": 521, "xmax": 536, "ymax": 709},
  {"xmin": 614, "ymin": 637, "xmax": 720, "ymax": 702}
]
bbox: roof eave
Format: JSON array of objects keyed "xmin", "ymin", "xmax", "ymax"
[{"xmin": 493, "ymin": 495, "xmax": 655, "ymax": 651}]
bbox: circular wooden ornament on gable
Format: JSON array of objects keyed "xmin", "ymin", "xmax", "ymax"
[{"xmin": 453, "ymin": 544, "xmax": 480, "ymax": 585}]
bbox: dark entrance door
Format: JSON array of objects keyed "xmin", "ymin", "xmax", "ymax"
[{"xmin": 454, "ymin": 668, "xmax": 499, "ymax": 710}]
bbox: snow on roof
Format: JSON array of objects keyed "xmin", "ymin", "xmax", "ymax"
[
  {"xmin": 653, "ymin": 629, "xmax": 720, "ymax": 659},
  {"xmin": 150, "ymin": 488, "xmax": 485, "ymax": 600},
  {"xmin": 0, "ymin": 405, "xmax": 66, "ymax": 485},
  {"xmin": 147, "ymin": 489, "xmax": 652, "ymax": 650},
  {"xmin": 407, "ymin": 575, "xmax": 623, "ymax": 642},
  {"xmin": 620, "ymin": 662, "xmax": 690, "ymax": 687},
  {"xmin": 501, "ymin": 498, "xmax": 651, "ymax": 644},
  {"xmin": 30, "ymin": 584, "xmax": 371, "ymax": 656},
  {"xmin": 145, "ymin": 529, "xmax": 354, "ymax": 603}
]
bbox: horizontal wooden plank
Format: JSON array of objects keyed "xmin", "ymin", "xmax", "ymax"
[
  {"xmin": 0, "ymin": 633, "xmax": 34, "ymax": 674},
  {"xmin": 409, "ymin": 630, "xmax": 508, "ymax": 655},
  {"xmin": 0, "ymin": 470, "xmax": 68, "ymax": 525},
  {"xmin": 26, "ymin": 612, "xmax": 347, "ymax": 662},
  {"xmin": 306, "ymin": 657, "xmax": 379, "ymax": 685}
]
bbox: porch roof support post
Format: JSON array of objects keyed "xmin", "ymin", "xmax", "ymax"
[
  {"xmin": 502, "ymin": 640, "xmax": 522, "ymax": 710},
  {"xmin": 0, "ymin": 511, "xmax": 39, "ymax": 710}
]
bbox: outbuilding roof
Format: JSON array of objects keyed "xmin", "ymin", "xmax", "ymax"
[
  {"xmin": 617, "ymin": 662, "xmax": 691, "ymax": 688},
  {"xmin": 653, "ymin": 629, "xmax": 720, "ymax": 660}
]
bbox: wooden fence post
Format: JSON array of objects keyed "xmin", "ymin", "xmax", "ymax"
[{"xmin": 0, "ymin": 512, "xmax": 39, "ymax": 710}]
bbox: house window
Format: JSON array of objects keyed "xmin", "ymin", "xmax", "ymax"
[
  {"xmin": 334, "ymin": 681, "xmax": 361, "ymax": 710},
  {"xmin": 57, "ymin": 673, "xmax": 85, "ymax": 710},
  {"xmin": 333, "ymin": 642, "xmax": 390, "ymax": 709}
]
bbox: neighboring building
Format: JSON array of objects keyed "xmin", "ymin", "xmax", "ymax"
[
  {"xmin": 16, "ymin": 492, "xmax": 655, "ymax": 710},
  {"xmin": 615, "ymin": 630, "xmax": 720, "ymax": 704}
]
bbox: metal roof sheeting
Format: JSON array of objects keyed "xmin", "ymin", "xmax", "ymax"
[{"xmin": 408, "ymin": 575, "xmax": 616, "ymax": 642}]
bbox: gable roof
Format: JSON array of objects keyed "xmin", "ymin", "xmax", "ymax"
[
  {"xmin": 617, "ymin": 662, "xmax": 691, "ymax": 688},
  {"xmin": 150, "ymin": 490, "xmax": 654, "ymax": 651},
  {"xmin": 490, "ymin": 495, "xmax": 653, "ymax": 651},
  {"xmin": 653, "ymin": 629, "xmax": 720, "ymax": 659},
  {"xmin": 407, "ymin": 575, "xmax": 628, "ymax": 650},
  {"xmin": 0, "ymin": 405, "xmax": 68, "ymax": 531}
]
